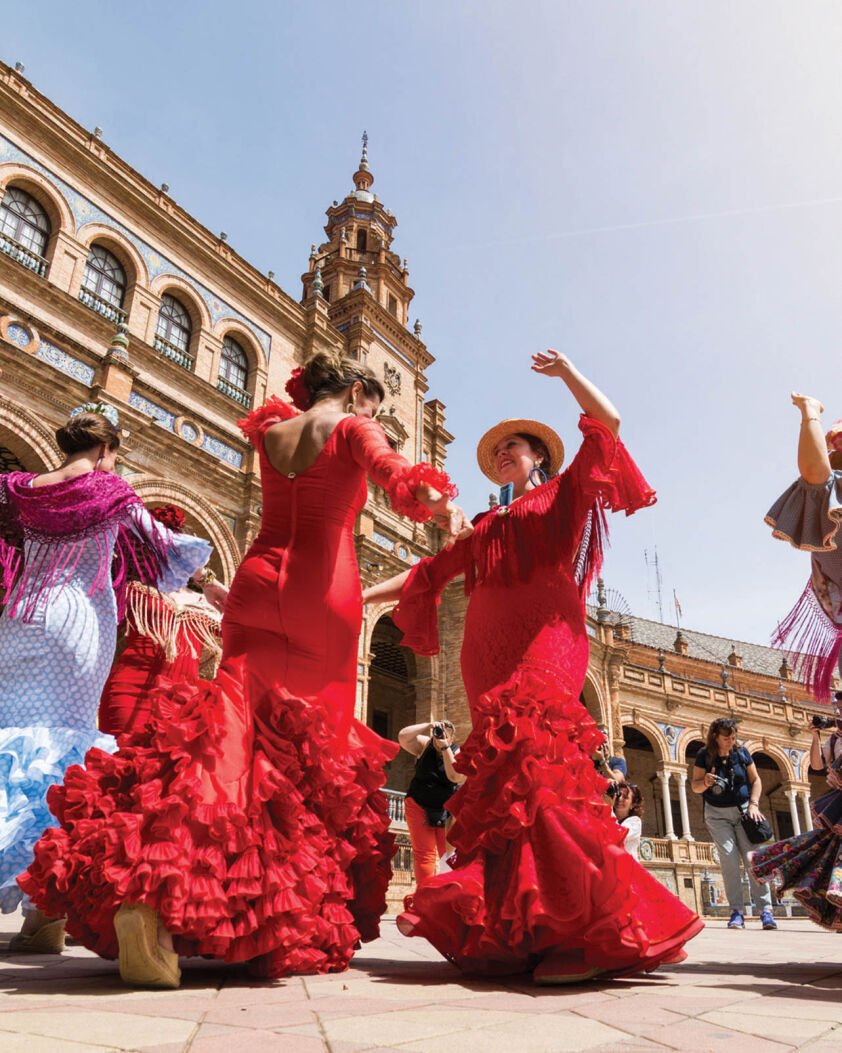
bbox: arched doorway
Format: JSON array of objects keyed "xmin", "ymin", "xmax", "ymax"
[
  {"xmin": 622, "ymin": 726, "xmax": 665, "ymax": 838},
  {"xmin": 684, "ymin": 739, "xmax": 708, "ymax": 841},
  {"xmin": 368, "ymin": 614, "xmax": 417, "ymax": 791},
  {"xmin": 752, "ymin": 752, "xmax": 790, "ymax": 841}
]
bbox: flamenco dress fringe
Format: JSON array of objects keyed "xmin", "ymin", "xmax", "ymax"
[
  {"xmin": 751, "ymin": 786, "xmax": 842, "ymax": 931},
  {"xmin": 20, "ymin": 660, "xmax": 398, "ymax": 977},
  {"xmin": 398, "ymin": 667, "xmax": 702, "ymax": 975}
]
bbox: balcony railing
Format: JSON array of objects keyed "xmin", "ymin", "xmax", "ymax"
[
  {"xmin": 79, "ymin": 286, "xmax": 127, "ymax": 325},
  {"xmin": 154, "ymin": 335, "xmax": 194, "ymax": 371},
  {"xmin": 216, "ymin": 377, "xmax": 252, "ymax": 408},
  {"xmin": 384, "ymin": 789, "xmax": 406, "ymax": 825},
  {"xmin": 0, "ymin": 231, "xmax": 48, "ymax": 277}
]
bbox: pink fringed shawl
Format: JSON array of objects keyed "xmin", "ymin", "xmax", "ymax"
[{"xmin": 0, "ymin": 471, "xmax": 170, "ymax": 622}]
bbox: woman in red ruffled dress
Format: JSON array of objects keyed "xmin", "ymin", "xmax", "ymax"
[
  {"xmin": 99, "ymin": 505, "xmax": 227, "ymax": 739},
  {"xmin": 364, "ymin": 350, "xmax": 703, "ymax": 982},
  {"xmin": 21, "ymin": 351, "xmax": 466, "ymax": 989}
]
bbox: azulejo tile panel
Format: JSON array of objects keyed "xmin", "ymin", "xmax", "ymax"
[
  {"xmin": 36, "ymin": 340, "xmax": 96, "ymax": 385},
  {"xmin": 129, "ymin": 391, "xmax": 242, "ymax": 469},
  {"xmin": 0, "ymin": 136, "xmax": 271, "ymax": 355}
]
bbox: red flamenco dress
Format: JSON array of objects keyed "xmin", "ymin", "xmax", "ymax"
[
  {"xmin": 393, "ymin": 416, "xmax": 704, "ymax": 976},
  {"xmin": 99, "ymin": 582, "xmax": 223, "ymax": 737},
  {"xmin": 21, "ymin": 397, "xmax": 454, "ymax": 977}
]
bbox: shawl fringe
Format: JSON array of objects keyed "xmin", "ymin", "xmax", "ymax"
[
  {"xmin": 128, "ymin": 584, "xmax": 222, "ymax": 664},
  {"xmin": 773, "ymin": 579, "xmax": 842, "ymax": 702}
]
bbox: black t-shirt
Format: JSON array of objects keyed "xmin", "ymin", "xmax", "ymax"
[
  {"xmin": 407, "ymin": 741, "xmax": 460, "ymax": 811},
  {"xmin": 695, "ymin": 745, "xmax": 753, "ymax": 809}
]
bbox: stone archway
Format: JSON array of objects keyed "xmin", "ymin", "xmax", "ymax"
[
  {"xmin": 684, "ymin": 738, "xmax": 708, "ymax": 841},
  {"xmin": 368, "ymin": 613, "xmax": 417, "ymax": 791},
  {"xmin": 0, "ymin": 396, "xmax": 61, "ymax": 471},
  {"xmin": 125, "ymin": 476, "xmax": 241, "ymax": 584},
  {"xmin": 751, "ymin": 751, "xmax": 791, "ymax": 842}
]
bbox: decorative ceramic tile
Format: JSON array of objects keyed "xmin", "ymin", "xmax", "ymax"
[
  {"xmin": 36, "ymin": 340, "xmax": 95, "ymax": 384},
  {"xmin": 6, "ymin": 322, "xmax": 31, "ymax": 347},
  {"xmin": 128, "ymin": 391, "xmax": 176, "ymax": 431}
]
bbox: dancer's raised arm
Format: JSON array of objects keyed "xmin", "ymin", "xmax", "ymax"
[
  {"xmin": 792, "ymin": 392, "xmax": 831, "ymax": 485},
  {"xmin": 531, "ymin": 350, "xmax": 621, "ymax": 436}
]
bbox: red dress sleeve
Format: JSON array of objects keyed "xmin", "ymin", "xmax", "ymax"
[
  {"xmin": 392, "ymin": 540, "xmax": 469, "ymax": 655},
  {"xmin": 557, "ymin": 415, "xmax": 656, "ymax": 595},
  {"xmin": 237, "ymin": 396, "xmax": 299, "ymax": 447},
  {"xmin": 346, "ymin": 417, "xmax": 457, "ymax": 523}
]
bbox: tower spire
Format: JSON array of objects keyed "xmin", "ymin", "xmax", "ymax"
[{"xmin": 353, "ymin": 131, "xmax": 374, "ymax": 197}]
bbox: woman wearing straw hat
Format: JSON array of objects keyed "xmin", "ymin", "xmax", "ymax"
[{"xmin": 363, "ymin": 350, "xmax": 703, "ymax": 983}]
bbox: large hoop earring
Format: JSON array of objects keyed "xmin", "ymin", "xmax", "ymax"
[
  {"xmin": 345, "ymin": 401, "xmax": 356, "ymax": 415},
  {"xmin": 529, "ymin": 465, "xmax": 548, "ymax": 487}
]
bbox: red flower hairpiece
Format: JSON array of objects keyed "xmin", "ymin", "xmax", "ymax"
[
  {"xmin": 285, "ymin": 367, "xmax": 313, "ymax": 411},
  {"xmin": 151, "ymin": 504, "xmax": 186, "ymax": 533}
]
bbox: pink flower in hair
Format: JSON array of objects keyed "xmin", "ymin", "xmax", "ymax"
[
  {"xmin": 285, "ymin": 367, "xmax": 312, "ymax": 411},
  {"xmin": 826, "ymin": 420, "xmax": 842, "ymax": 454}
]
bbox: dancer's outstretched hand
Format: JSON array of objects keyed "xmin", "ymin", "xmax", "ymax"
[
  {"xmin": 791, "ymin": 392, "xmax": 825, "ymax": 418},
  {"xmin": 531, "ymin": 349, "xmax": 572, "ymax": 378},
  {"xmin": 203, "ymin": 581, "xmax": 229, "ymax": 614}
]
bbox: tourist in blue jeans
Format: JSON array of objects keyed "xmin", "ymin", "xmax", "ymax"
[{"xmin": 691, "ymin": 717, "xmax": 777, "ymax": 930}]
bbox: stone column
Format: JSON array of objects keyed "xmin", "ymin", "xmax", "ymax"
[
  {"xmin": 799, "ymin": 791, "xmax": 813, "ymax": 833},
  {"xmin": 784, "ymin": 788, "xmax": 802, "ymax": 837},
  {"xmin": 657, "ymin": 770, "xmax": 676, "ymax": 840},
  {"xmin": 675, "ymin": 771, "xmax": 694, "ymax": 841}
]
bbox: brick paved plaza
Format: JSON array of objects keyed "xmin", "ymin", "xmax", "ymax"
[{"xmin": 2, "ymin": 912, "xmax": 841, "ymax": 1053}]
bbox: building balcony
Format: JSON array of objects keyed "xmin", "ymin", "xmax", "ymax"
[
  {"xmin": 154, "ymin": 334, "xmax": 194, "ymax": 371},
  {"xmin": 78, "ymin": 286, "xmax": 127, "ymax": 325},
  {"xmin": 216, "ymin": 377, "xmax": 252, "ymax": 408},
  {"xmin": 0, "ymin": 231, "xmax": 48, "ymax": 277}
]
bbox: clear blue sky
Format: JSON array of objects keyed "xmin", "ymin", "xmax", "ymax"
[{"xmin": 5, "ymin": 1, "xmax": 842, "ymax": 646}]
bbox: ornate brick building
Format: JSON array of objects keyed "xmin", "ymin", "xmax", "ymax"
[{"xmin": 0, "ymin": 59, "xmax": 832, "ymax": 917}]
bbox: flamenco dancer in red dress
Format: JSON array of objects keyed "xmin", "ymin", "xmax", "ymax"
[
  {"xmin": 99, "ymin": 505, "xmax": 227, "ymax": 739},
  {"xmin": 364, "ymin": 351, "xmax": 703, "ymax": 983},
  {"xmin": 21, "ymin": 351, "xmax": 466, "ymax": 988}
]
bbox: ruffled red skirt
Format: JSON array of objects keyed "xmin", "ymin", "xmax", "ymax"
[
  {"xmin": 397, "ymin": 667, "xmax": 703, "ymax": 975},
  {"xmin": 20, "ymin": 661, "xmax": 397, "ymax": 977}
]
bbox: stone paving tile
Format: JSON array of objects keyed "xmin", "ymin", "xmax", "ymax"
[
  {"xmin": 395, "ymin": 1012, "xmax": 631, "ymax": 1053},
  {"xmin": 202, "ymin": 1000, "xmax": 317, "ymax": 1030},
  {"xmin": 190, "ymin": 1031, "xmax": 326, "ymax": 1052},
  {"xmin": 0, "ymin": 1008, "xmax": 198, "ymax": 1049},
  {"xmin": 0, "ymin": 1035, "xmax": 123, "ymax": 1053},
  {"xmin": 637, "ymin": 1017, "xmax": 798, "ymax": 1052},
  {"xmin": 317, "ymin": 1006, "xmax": 525, "ymax": 1046},
  {"xmin": 698, "ymin": 1010, "xmax": 836, "ymax": 1044}
]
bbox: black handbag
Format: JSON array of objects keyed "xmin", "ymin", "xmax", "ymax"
[{"xmin": 740, "ymin": 805, "xmax": 774, "ymax": 845}]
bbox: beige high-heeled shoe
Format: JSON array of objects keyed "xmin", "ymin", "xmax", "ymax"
[
  {"xmin": 114, "ymin": 903, "xmax": 181, "ymax": 989},
  {"xmin": 8, "ymin": 911, "xmax": 66, "ymax": 954}
]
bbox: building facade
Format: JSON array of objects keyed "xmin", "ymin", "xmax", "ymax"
[{"xmin": 0, "ymin": 59, "xmax": 833, "ymax": 918}]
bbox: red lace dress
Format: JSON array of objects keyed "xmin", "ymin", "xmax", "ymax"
[
  {"xmin": 99, "ymin": 583, "xmax": 223, "ymax": 737},
  {"xmin": 21, "ymin": 398, "xmax": 453, "ymax": 978},
  {"xmin": 394, "ymin": 416, "xmax": 703, "ymax": 976}
]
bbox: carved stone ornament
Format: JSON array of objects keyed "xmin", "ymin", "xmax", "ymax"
[{"xmin": 384, "ymin": 362, "xmax": 402, "ymax": 396}]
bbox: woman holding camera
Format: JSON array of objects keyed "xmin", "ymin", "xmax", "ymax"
[
  {"xmin": 364, "ymin": 351, "xmax": 702, "ymax": 982},
  {"xmin": 613, "ymin": 784, "xmax": 644, "ymax": 861},
  {"xmin": 691, "ymin": 717, "xmax": 776, "ymax": 930},
  {"xmin": 750, "ymin": 696, "xmax": 842, "ymax": 931},
  {"xmin": 399, "ymin": 720, "xmax": 465, "ymax": 886}
]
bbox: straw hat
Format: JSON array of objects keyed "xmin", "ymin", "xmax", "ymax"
[
  {"xmin": 476, "ymin": 418, "xmax": 565, "ymax": 484},
  {"xmin": 827, "ymin": 420, "xmax": 842, "ymax": 470}
]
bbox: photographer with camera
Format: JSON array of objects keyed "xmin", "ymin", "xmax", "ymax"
[
  {"xmin": 808, "ymin": 698, "xmax": 842, "ymax": 785},
  {"xmin": 399, "ymin": 720, "xmax": 466, "ymax": 887},
  {"xmin": 692, "ymin": 717, "xmax": 777, "ymax": 930}
]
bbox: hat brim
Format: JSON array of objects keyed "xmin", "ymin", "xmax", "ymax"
[{"xmin": 476, "ymin": 418, "xmax": 565, "ymax": 484}]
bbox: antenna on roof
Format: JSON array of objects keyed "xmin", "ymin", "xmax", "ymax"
[{"xmin": 644, "ymin": 547, "xmax": 664, "ymax": 623}]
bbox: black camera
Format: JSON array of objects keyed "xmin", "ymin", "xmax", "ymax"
[
  {"xmin": 432, "ymin": 723, "xmax": 446, "ymax": 739},
  {"xmin": 709, "ymin": 774, "xmax": 730, "ymax": 795},
  {"xmin": 604, "ymin": 781, "xmax": 621, "ymax": 799},
  {"xmin": 812, "ymin": 714, "xmax": 836, "ymax": 730}
]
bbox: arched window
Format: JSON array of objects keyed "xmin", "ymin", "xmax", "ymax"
[
  {"xmin": 217, "ymin": 336, "xmax": 251, "ymax": 407},
  {"xmin": 0, "ymin": 186, "xmax": 50, "ymax": 275},
  {"xmin": 155, "ymin": 295, "xmax": 193, "ymax": 367},
  {"xmin": 80, "ymin": 244, "xmax": 126, "ymax": 321}
]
